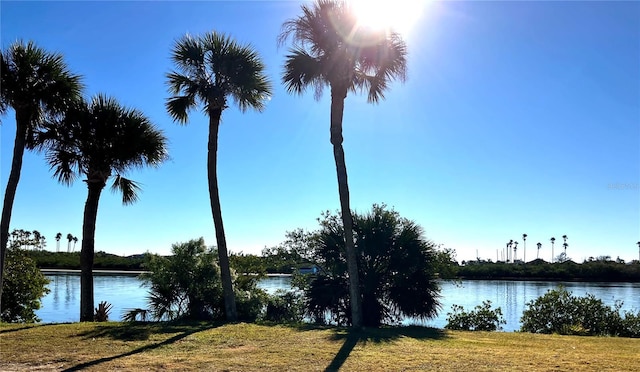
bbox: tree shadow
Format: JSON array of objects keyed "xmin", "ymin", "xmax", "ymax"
[
  {"xmin": 62, "ymin": 321, "xmax": 221, "ymax": 371},
  {"xmin": 259, "ymin": 322, "xmax": 447, "ymax": 372},
  {"xmin": 324, "ymin": 326, "xmax": 447, "ymax": 372},
  {"xmin": 0, "ymin": 322, "xmax": 68, "ymax": 334},
  {"xmin": 75, "ymin": 320, "xmax": 220, "ymax": 341}
]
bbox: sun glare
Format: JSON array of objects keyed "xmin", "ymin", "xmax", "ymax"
[{"xmin": 350, "ymin": 0, "xmax": 427, "ymax": 35}]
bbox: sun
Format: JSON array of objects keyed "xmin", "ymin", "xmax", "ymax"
[{"xmin": 350, "ymin": 0, "xmax": 427, "ymax": 35}]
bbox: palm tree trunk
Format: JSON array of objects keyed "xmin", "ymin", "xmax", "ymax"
[
  {"xmin": 208, "ymin": 107, "xmax": 237, "ymax": 321},
  {"xmin": 0, "ymin": 112, "xmax": 28, "ymax": 313},
  {"xmin": 330, "ymin": 88, "xmax": 363, "ymax": 328},
  {"xmin": 80, "ymin": 180, "xmax": 104, "ymax": 321}
]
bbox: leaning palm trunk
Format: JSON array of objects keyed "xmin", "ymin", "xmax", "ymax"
[
  {"xmin": 330, "ymin": 88, "xmax": 363, "ymax": 328},
  {"xmin": 79, "ymin": 179, "xmax": 104, "ymax": 321},
  {"xmin": 0, "ymin": 113, "xmax": 29, "ymax": 313},
  {"xmin": 208, "ymin": 108, "xmax": 237, "ymax": 321}
]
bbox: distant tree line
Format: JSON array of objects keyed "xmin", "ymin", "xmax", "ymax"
[
  {"xmin": 455, "ymin": 258, "xmax": 640, "ymax": 282},
  {"xmin": 25, "ymin": 245, "xmax": 640, "ymax": 282},
  {"xmin": 26, "ymin": 250, "xmax": 146, "ymax": 271}
]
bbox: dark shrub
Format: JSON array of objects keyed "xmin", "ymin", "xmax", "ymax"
[{"xmin": 445, "ymin": 300, "xmax": 506, "ymax": 331}]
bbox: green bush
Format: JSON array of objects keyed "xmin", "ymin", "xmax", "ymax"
[
  {"xmin": 620, "ymin": 310, "xmax": 640, "ymax": 338},
  {"xmin": 263, "ymin": 290, "xmax": 305, "ymax": 323},
  {"xmin": 234, "ymin": 276, "xmax": 269, "ymax": 322},
  {"xmin": 520, "ymin": 287, "xmax": 639, "ymax": 337},
  {"xmin": 291, "ymin": 204, "xmax": 441, "ymax": 327},
  {"xmin": 445, "ymin": 300, "xmax": 506, "ymax": 331},
  {"xmin": 125, "ymin": 238, "xmax": 269, "ymax": 322},
  {"xmin": 1, "ymin": 246, "xmax": 50, "ymax": 323}
]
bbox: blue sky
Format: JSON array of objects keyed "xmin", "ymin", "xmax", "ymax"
[{"xmin": 2, "ymin": 1, "xmax": 639, "ymax": 263}]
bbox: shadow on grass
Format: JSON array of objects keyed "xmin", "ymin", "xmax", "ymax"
[
  {"xmin": 61, "ymin": 321, "xmax": 221, "ymax": 371},
  {"xmin": 260, "ymin": 322, "xmax": 447, "ymax": 372},
  {"xmin": 324, "ymin": 326, "xmax": 447, "ymax": 372},
  {"xmin": 75, "ymin": 320, "xmax": 221, "ymax": 341},
  {"xmin": 0, "ymin": 322, "xmax": 68, "ymax": 334}
]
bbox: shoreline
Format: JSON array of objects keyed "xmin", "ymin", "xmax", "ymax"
[
  {"xmin": 40, "ymin": 268, "xmax": 146, "ymax": 275},
  {"xmin": 40, "ymin": 268, "xmax": 292, "ymax": 277}
]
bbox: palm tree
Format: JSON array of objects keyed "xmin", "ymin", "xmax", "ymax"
[
  {"xmin": 637, "ymin": 241, "xmax": 640, "ymax": 262},
  {"xmin": 0, "ymin": 41, "xmax": 82, "ymax": 310},
  {"xmin": 24, "ymin": 230, "xmax": 32, "ymax": 249},
  {"xmin": 55, "ymin": 232, "xmax": 62, "ymax": 252},
  {"xmin": 506, "ymin": 240, "xmax": 513, "ymax": 263},
  {"xmin": 66, "ymin": 233, "xmax": 73, "ymax": 253},
  {"xmin": 72, "ymin": 236, "xmax": 78, "ymax": 252},
  {"xmin": 536, "ymin": 242, "xmax": 542, "ymax": 259},
  {"xmin": 306, "ymin": 204, "xmax": 440, "ymax": 327},
  {"xmin": 563, "ymin": 242, "xmax": 568, "ymax": 259},
  {"xmin": 9, "ymin": 230, "xmax": 19, "ymax": 246},
  {"xmin": 513, "ymin": 241, "xmax": 519, "ymax": 262},
  {"xmin": 550, "ymin": 237, "xmax": 556, "ymax": 263},
  {"xmin": 32, "ymin": 230, "xmax": 41, "ymax": 250},
  {"xmin": 40, "ymin": 94, "xmax": 167, "ymax": 321},
  {"xmin": 166, "ymin": 31, "xmax": 271, "ymax": 322},
  {"xmin": 279, "ymin": 0, "xmax": 407, "ymax": 328},
  {"xmin": 522, "ymin": 233, "xmax": 527, "ymax": 263}
]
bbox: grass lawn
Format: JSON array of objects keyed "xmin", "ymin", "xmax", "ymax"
[{"xmin": 1, "ymin": 322, "xmax": 638, "ymax": 371}]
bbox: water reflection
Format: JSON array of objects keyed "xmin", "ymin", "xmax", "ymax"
[{"xmin": 37, "ymin": 274, "xmax": 640, "ymax": 331}]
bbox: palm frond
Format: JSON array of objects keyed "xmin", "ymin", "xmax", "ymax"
[
  {"xmin": 111, "ymin": 175, "xmax": 141, "ymax": 205},
  {"xmin": 45, "ymin": 147, "xmax": 79, "ymax": 186},
  {"xmin": 208, "ymin": 41, "xmax": 272, "ymax": 112},
  {"xmin": 122, "ymin": 308, "xmax": 149, "ymax": 322},
  {"xmin": 166, "ymin": 95, "xmax": 196, "ymax": 124},
  {"xmin": 170, "ymin": 34, "xmax": 205, "ymax": 75},
  {"xmin": 280, "ymin": 1, "xmax": 408, "ymax": 103},
  {"xmin": 40, "ymin": 93, "xmax": 166, "ymax": 203},
  {"xmin": 279, "ymin": 0, "xmax": 355, "ymax": 54},
  {"xmin": 167, "ymin": 31, "xmax": 272, "ymax": 119},
  {"xmin": 2, "ymin": 40, "xmax": 83, "ymax": 117},
  {"xmin": 355, "ymin": 32, "xmax": 408, "ymax": 103},
  {"xmin": 0, "ymin": 53, "xmax": 8, "ymax": 117},
  {"xmin": 282, "ymin": 48, "xmax": 327, "ymax": 99},
  {"xmin": 166, "ymin": 71, "xmax": 200, "ymax": 96}
]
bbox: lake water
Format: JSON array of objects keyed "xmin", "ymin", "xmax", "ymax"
[{"xmin": 37, "ymin": 273, "xmax": 640, "ymax": 332}]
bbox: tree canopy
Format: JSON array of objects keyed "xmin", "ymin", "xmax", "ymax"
[{"xmin": 291, "ymin": 204, "xmax": 441, "ymax": 327}]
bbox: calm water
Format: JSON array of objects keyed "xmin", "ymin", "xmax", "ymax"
[{"xmin": 37, "ymin": 274, "xmax": 640, "ymax": 332}]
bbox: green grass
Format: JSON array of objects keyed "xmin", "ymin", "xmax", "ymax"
[{"xmin": 1, "ymin": 322, "xmax": 638, "ymax": 371}]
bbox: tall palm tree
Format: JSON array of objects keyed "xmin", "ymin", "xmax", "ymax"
[
  {"xmin": 24, "ymin": 230, "xmax": 32, "ymax": 249},
  {"xmin": 40, "ymin": 94, "xmax": 167, "ymax": 321},
  {"xmin": 504, "ymin": 243, "xmax": 508, "ymax": 262},
  {"xmin": 637, "ymin": 241, "xmax": 640, "ymax": 262},
  {"xmin": 563, "ymin": 242, "xmax": 568, "ymax": 260},
  {"xmin": 32, "ymin": 230, "xmax": 42, "ymax": 250},
  {"xmin": 550, "ymin": 237, "xmax": 556, "ymax": 263},
  {"xmin": 279, "ymin": 0, "xmax": 407, "ymax": 328},
  {"xmin": 536, "ymin": 242, "xmax": 541, "ymax": 259},
  {"xmin": 72, "ymin": 236, "xmax": 78, "ymax": 252},
  {"xmin": 513, "ymin": 241, "xmax": 519, "ymax": 262},
  {"xmin": 0, "ymin": 41, "xmax": 82, "ymax": 310},
  {"xmin": 522, "ymin": 233, "xmax": 527, "ymax": 263},
  {"xmin": 55, "ymin": 232, "xmax": 62, "ymax": 252},
  {"xmin": 166, "ymin": 32, "xmax": 271, "ymax": 322},
  {"xmin": 66, "ymin": 233, "xmax": 73, "ymax": 253}
]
